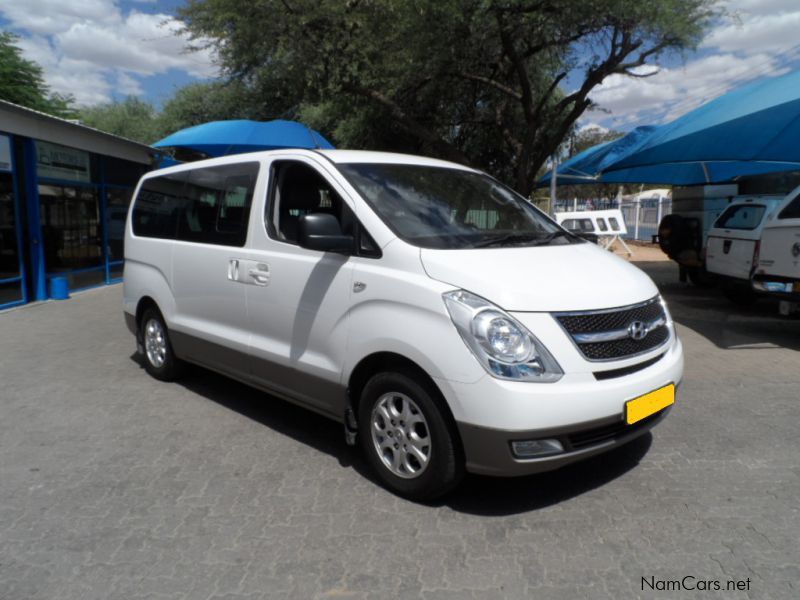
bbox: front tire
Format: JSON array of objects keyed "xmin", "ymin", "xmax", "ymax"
[
  {"xmin": 358, "ymin": 371, "xmax": 464, "ymax": 500},
  {"xmin": 140, "ymin": 307, "xmax": 183, "ymax": 382}
]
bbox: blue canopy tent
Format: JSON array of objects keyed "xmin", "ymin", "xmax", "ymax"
[
  {"xmin": 153, "ymin": 119, "xmax": 335, "ymax": 159},
  {"xmin": 539, "ymin": 69, "xmax": 800, "ymax": 187}
]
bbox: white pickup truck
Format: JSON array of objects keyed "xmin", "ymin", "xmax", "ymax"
[
  {"xmin": 705, "ymin": 196, "xmax": 784, "ymax": 305},
  {"xmin": 752, "ymin": 185, "xmax": 800, "ymax": 314}
]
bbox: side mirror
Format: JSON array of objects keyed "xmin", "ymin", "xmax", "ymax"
[{"xmin": 297, "ymin": 213, "xmax": 354, "ymax": 253}]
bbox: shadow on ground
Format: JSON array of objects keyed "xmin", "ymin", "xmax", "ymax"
[
  {"xmin": 131, "ymin": 354, "xmax": 652, "ymax": 515},
  {"xmin": 635, "ymin": 261, "xmax": 800, "ymax": 351}
]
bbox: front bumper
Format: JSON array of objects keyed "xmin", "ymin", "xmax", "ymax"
[
  {"xmin": 457, "ymin": 406, "xmax": 670, "ymax": 476},
  {"xmin": 436, "ymin": 335, "xmax": 683, "ymax": 476}
]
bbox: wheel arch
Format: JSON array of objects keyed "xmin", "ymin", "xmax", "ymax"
[
  {"xmin": 347, "ymin": 352, "xmax": 463, "ymax": 453},
  {"xmin": 135, "ymin": 296, "xmax": 160, "ymax": 334}
]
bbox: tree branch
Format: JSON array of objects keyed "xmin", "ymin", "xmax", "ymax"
[
  {"xmin": 493, "ymin": 9, "xmax": 534, "ymax": 121},
  {"xmin": 453, "ymin": 72, "xmax": 522, "ymax": 101},
  {"xmin": 342, "ymin": 82, "xmax": 471, "ymax": 164}
]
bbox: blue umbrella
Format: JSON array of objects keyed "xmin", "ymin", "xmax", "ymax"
[
  {"xmin": 539, "ymin": 70, "xmax": 800, "ymax": 186},
  {"xmin": 153, "ymin": 119, "xmax": 335, "ymax": 157},
  {"xmin": 539, "ymin": 126, "xmax": 658, "ymax": 186},
  {"xmin": 612, "ymin": 69, "xmax": 800, "ymax": 170}
]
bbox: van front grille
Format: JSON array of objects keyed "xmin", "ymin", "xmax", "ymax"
[{"xmin": 554, "ymin": 297, "xmax": 670, "ymax": 362}]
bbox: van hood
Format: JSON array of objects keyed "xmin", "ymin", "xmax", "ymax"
[{"xmin": 420, "ymin": 242, "xmax": 659, "ymax": 312}]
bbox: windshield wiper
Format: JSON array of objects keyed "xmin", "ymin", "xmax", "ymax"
[
  {"xmin": 471, "ymin": 233, "xmax": 542, "ymax": 248},
  {"xmin": 471, "ymin": 230, "xmax": 571, "ymax": 248},
  {"xmin": 527, "ymin": 230, "xmax": 572, "ymax": 246}
]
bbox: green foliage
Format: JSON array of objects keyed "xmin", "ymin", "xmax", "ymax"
[
  {"xmin": 80, "ymin": 96, "xmax": 164, "ymax": 144},
  {"xmin": 158, "ymin": 81, "xmax": 255, "ymax": 134},
  {"xmin": 0, "ymin": 31, "xmax": 76, "ymax": 118},
  {"xmin": 178, "ymin": 0, "xmax": 717, "ymax": 193}
]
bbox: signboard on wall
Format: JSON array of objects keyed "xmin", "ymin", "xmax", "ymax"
[
  {"xmin": 36, "ymin": 141, "xmax": 91, "ymax": 182},
  {"xmin": 0, "ymin": 135, "xmax": 11, "ymax": 172}
]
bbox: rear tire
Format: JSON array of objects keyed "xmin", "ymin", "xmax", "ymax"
[
  {"xmin": 358, "ymin": 371, "xmax": 464, "ymax": 500},
  {"xmin": 140, "ymin": 307, "xmax": 183, "ymax": 382}
]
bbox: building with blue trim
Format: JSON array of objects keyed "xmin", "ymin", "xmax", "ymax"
[{"xmin": 0, "ymin": 100, "xmax": 156, "ymax": 310}]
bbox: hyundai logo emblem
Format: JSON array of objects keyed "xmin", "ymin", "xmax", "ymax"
[
  {"xmin": 627, "ymin": 320, "xmax": 648, "ymax": 341},
  {"xmin": 792, "ymin": 242, "xmax": 800, "ymax": 258}
]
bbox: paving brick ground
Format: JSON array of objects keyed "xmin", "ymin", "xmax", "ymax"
[{"xmin": 1, "ymin": 262, "xmax": 798, "ymax": 599}]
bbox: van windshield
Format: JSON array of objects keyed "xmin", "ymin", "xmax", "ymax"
[{"xmin": 338, "ymin": 163, "xmax": 577, "ymax": 249}]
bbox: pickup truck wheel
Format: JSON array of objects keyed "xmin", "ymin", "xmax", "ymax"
[
  {"xmin": 358, "ymin": 371, "xmax": 464, "ymax": 500},
  {"xmin": 140, "ymin": 307, "xmax": 183, "ymax": 381}
]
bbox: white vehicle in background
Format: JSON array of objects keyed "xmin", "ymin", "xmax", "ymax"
[
  {"xmin": 705, "ymin": 197, "xmax": 784, "ymax": 305},
  {"xmin": 752, "ymin": 185, "xmax": 800, "ymax": 314}
]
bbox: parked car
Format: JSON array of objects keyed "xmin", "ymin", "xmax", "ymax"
[
  {"xmin": 658, "ymin": 193, "xmax": 784, "ymax": 287},
  {"xmin": 705, "ymin": 197, "xmax": 784, "ymax": 305},
  {"xmin": 752, "ymin": 185, "xmax": 800, "ymax": 313},
  {"xmin": 123, "ymin": 150, "xmax": 683, "ymax": 499}
]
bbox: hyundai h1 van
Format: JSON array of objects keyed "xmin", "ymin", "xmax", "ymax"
[{"xmin": 123, "ymin": 150, "xmax": 683, "ymax": 499}]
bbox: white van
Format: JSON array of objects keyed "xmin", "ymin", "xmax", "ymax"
[
  {"xmin": 123, "ymin": 150, "xmax": 683, "ymax": 499},
  {"xmin": 752, "ymin": 185, "xmax": 800, "ymax": 309},
  {"xmin": 705, "ymin": 197, "xmax": 784, "ymax": 305}
]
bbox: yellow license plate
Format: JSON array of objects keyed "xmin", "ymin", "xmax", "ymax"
[{"xmin": 625, "ymin": 384, "xmax": 675, "ymax": 425}]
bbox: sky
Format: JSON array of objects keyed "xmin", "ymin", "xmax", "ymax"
[{"xmin": 0, "ymin": 0, "xmax": 798, "ymax": 131}]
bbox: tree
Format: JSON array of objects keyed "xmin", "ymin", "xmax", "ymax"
[
  {"xmin": 80, "ymin": 96, "xmax": 164, "ymax": 144},
  {"xmin": 178, "ymin": 0, "xmax": 716, "ymax": 194},
  {"xmin": 158, "ymin": 81, "xmax": 255, "ymax": 134},
  {"xmin": 554, "ymin": 125, "xmax": 625, "ymax": 202},
  {"xmin": 0, "ymin": 31, "xmax": 76, "ymax": 118},
  {"xmin": 567, "ymin": 126, "xmax": 623, "ymax": 158}
]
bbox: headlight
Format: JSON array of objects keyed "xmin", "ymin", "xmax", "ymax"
[{"xmin": 443, "ymin": 290, "xmax": 563, "ymax": 382}]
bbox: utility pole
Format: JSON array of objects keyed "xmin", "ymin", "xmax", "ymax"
[{"xmin": 549, "ymin": 156, "xmax": 558, "ymax": 216}]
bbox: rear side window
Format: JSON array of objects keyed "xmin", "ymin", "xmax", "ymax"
[
  {"xmin": 609, "ymin": 217, "xmax": 620, "ymax": 231},
  {"xmin": 779, "ymin": 195, "xmax": 800, "ymax": 219},
  {"xmin": 714, "ymin": 204, "xmax": 766, "ymax": 230},
  {"xmin": 561, "ymin": 218, "xmax": 595, "ymax": 232},
  {"xmin": 132, "ymin": 172, "xmax": 187, "ymax": 239},
  {"xmin": 178, "ymin": 163, "xmax": 259, "ymax": 246},
  {"xmin": 132, "ymin": 162, "xmax": 258, "ymax": 246}
]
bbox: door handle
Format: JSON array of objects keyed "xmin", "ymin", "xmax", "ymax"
[
  {"xmin": 248, "ymin": 263, "xmax": 270, "ymax": 285},
  {"xmin": 228, "ymin": 259, "xmax": 239, "ymax": 280}
]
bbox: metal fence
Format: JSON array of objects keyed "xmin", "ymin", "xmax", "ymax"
[{"xmin": 551, "ymin": 197, "xmax": 672, "ymax": 241}]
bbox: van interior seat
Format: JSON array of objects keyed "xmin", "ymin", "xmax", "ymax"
[{"xmin": 279, "ymin": 174, "xmax": 322, "ymax": 242}]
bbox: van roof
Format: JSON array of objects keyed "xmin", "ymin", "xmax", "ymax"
[{"xmin": 145, "ymin": 148, "xmax": 477, "ymax": 178}]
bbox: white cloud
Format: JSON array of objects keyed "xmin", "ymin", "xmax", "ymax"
[
  {"xmin": 727, "ymin": 0, "xmax": 800, "ymax": 16},
  {"xmin": 0, "ymin": 1, "xmax": 216, "ymax": 105},
  {"xmin": 703, "ymin": 11, "xmax": 800, "ymax": 55},
  {"xmin": 588, "ymin": 0, "xmax": 800, "ymax": 128},
  {"xmin": 116, "ymin": 72, "xmax": 144, "ymax": 96},
  {"xmin": 0, "ymin": 0, "xmax": 121, "ymax": 36}
]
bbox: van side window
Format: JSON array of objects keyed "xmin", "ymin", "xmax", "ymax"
[
  {"xmin": 779, "ymin": 195, "xmax": 800, "ymax": 220},
  {"xmin": 132, "ymin": 172, "xmax": 187, "ymax": 239},
  {"xmin": 266, "ymin": 161, "xmax": 380, "ymax": 257},
  {"xmin": 177, "ymin": 162, "xmax": 258, "ymax": 247},
  {"xmin": 609, "ymin": 217, "xmax": 620, "ymax": 231},
  {"xmin": 596, "ymin": 219, "xmax": 608, "ymax": 232}
]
